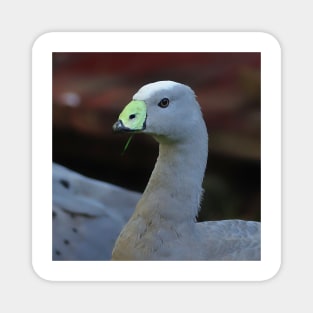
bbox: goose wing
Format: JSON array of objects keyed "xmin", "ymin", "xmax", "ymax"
[{"xmin": 52, "ymin": 163, "xmax": 140, "ymax": 260}]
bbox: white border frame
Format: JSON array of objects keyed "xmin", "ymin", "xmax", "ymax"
[{"xmin": 32, "ymin": 32, "xmax": 281, "ymax": 281}]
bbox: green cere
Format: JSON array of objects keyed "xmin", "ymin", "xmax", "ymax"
[{"xmin": 118, "ymin": 100, "xmax": 147, "ymax": 131}]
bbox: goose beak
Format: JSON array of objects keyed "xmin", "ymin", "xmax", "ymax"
[{"xmin": 113, "ymin": 100, "xmax": 147, "ymax": 133}]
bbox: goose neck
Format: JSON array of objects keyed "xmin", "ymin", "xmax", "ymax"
[{"xmin": 137, "ymin": 129, "xmax": 208, "ymax": 221}]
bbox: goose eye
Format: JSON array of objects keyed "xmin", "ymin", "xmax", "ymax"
[{"xmin": 158, "ymin": 98, "xmax": 170, "ymax": 108}]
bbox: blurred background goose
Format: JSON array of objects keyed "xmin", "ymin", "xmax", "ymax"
[{"xmin": 53, "ymin": 163, "xmax": 140, "ymax": 260}]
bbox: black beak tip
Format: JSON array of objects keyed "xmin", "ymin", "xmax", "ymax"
[
  {"xmin": 112, "ymin": 120, "xmax": 122, "ymax": 132},
  {"xmin": 112, "ymin": 120, "xmax": 131, "ymax": 133}
]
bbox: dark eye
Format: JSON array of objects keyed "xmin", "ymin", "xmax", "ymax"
[{"xmin": 158, "ymin": 98, "xmax": 170, "ymax": 108}]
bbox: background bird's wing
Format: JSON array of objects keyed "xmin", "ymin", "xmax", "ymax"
[{"xmin": 52, "ymin": 163, "xmax": 140, "ymax": 260}]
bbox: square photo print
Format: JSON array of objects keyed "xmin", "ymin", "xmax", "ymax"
[{"xmin": 32, "ymin": 32, "xmax": 281, "ymax": 281}]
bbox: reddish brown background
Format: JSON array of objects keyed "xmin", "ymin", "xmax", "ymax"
[{"xmin": 53, "ymin": 52, "xmax": 260, "ymax": 221}]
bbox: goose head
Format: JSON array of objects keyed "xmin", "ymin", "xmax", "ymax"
[{"xmin": 113, "ymin": 81, "xmax": 205, "ymax": 143}]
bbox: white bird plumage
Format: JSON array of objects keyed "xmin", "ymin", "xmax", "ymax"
[{"xmin": 111, "ymin": 81, "xmax": 261, "ymax": 260}]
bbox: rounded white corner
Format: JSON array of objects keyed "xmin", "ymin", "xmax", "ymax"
[
  {"xmin": 31, "ymin": 260, "xmax": 55, "ymax": 282},
  {"xmin": 257, "ymin": 31, "xmax": 282, "ymax": 52},
  {"xmin": 32, "ymin": 31, "xmax": 55, "ymax": 52},
  {"xmin": 259, "ymin": 259, "xmax": 282, "ymax": 282}
]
